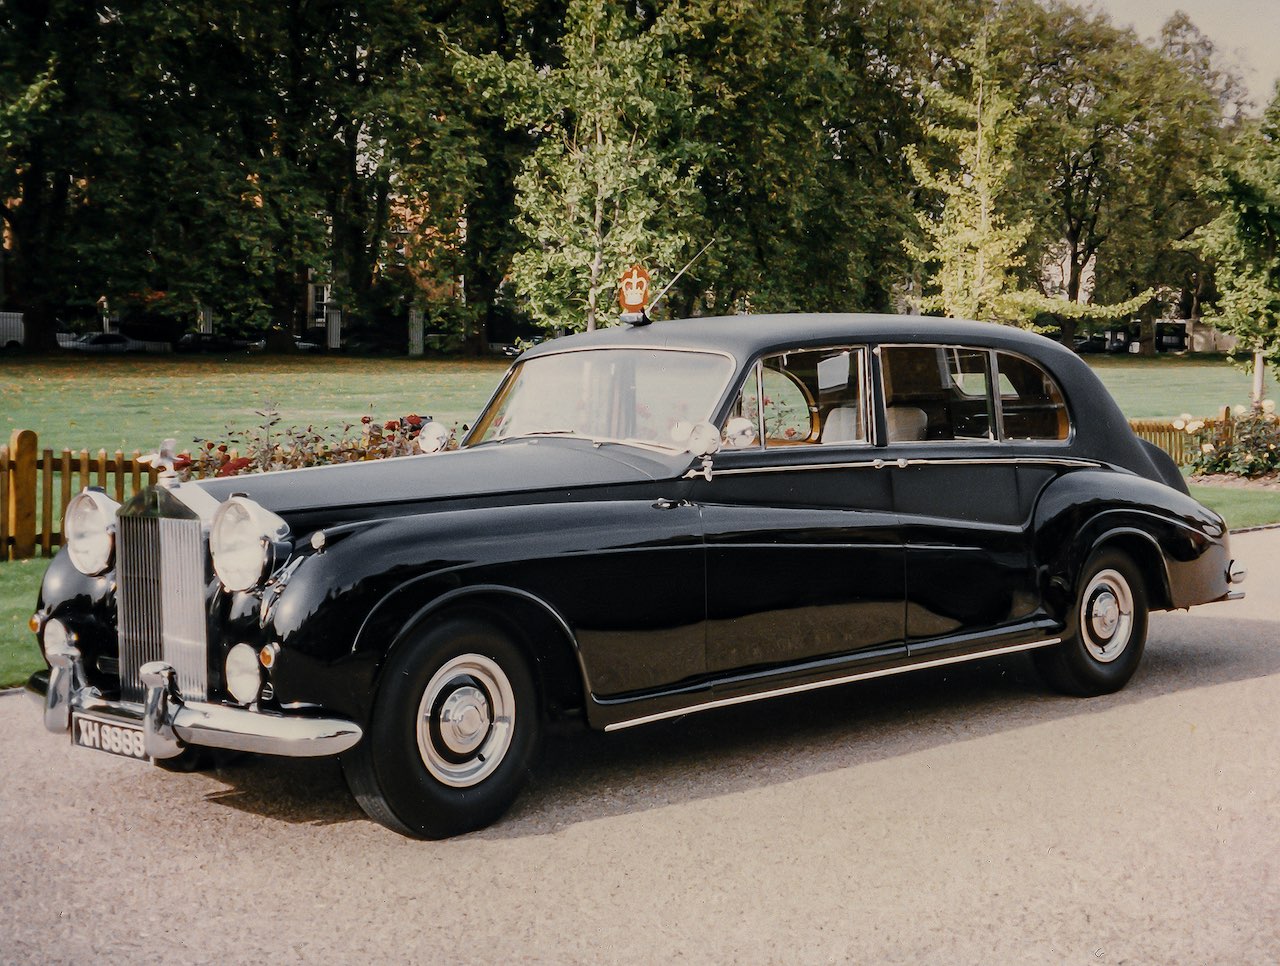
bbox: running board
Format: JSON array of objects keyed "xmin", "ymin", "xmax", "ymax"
[{"xmin": 603, "ymin": 636, "xmax": 1062, "ymax": 732}]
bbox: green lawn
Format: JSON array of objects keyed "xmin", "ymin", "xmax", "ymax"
[
  {"xmin": 1188, "ymin": 485, "xmax": 1280, "ymax": 531},
  {"xmin": 1085, "ymin": 354, "xmax": 1266, "ymax": 419},
  {"xmin": 1, "ymin": 354, "xmax": 509, "ymax": 455},
  {"xmin": 1, "ymin": 559, "xmax": 44, "ymax": 688}
]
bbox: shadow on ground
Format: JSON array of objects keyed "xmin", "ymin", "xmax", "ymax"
[{"xmin": 191, "ymin": 612, "xmax": 1278, "ymax": 836}]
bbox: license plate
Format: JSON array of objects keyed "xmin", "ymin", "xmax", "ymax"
[{"xmin": 71, "ymin": 713, "xmax": 150, "ymax": 762}]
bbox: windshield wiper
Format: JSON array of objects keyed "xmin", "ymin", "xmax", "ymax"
[{"xmin": 497, "ymin": 429, "xmax": 592, "ymax": 443}]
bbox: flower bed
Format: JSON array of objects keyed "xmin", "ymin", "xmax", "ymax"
[
  {"xmin": 184, "ymin": 406, "xmax": 456, "ymax": 479},
  {"xmin": 1181, "ymin": 401, "xmax": 1279, "ymax": 479}
]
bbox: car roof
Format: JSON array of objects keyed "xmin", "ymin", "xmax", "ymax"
[
  {"xmin": 521, "ymin": 313, "xmax": 1073, "ymax": 366},
  {"xmin": 518, "ymin": 312, "xmax": 1167, "ymax": 478}
]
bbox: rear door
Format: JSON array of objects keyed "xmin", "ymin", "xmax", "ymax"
[{"xmin": 878, "ymin": 345, "xmax": 1044, "ymax": 655}]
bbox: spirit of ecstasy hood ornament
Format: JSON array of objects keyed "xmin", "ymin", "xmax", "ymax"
[{"xmin": 137, "ymin": 438, "xmax": 184, "ymax": 483}]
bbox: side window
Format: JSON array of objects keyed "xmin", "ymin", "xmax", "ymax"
[
  {"xmin": 996, "ymin": 352, "xmax": 1070, "ymax": 441},
  {"xmin": 880, "ymin": 345, "xmax": 994, "ymax": 442},
  {"xmin": 720, "ymin": 347, "xmax": 867, "ymax": 448}
]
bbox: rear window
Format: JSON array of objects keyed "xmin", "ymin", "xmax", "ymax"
[{"xmin": 995, "ymin": 352, "xmax": 1070, "ymax": 441}]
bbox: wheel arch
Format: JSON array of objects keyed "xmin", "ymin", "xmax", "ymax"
[
  {"xmin": 357, "ymin": 584, "xmax": 590, "ymax": 724},
  {"xmin": 1085, "ymin": 527, "xmax": 1172, "ymax": 611}
]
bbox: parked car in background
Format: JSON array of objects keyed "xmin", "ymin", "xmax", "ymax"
[
  {"xmin": 175, "ymin": 332, "xmax": 266, "ymax": 354},
  {"xmin": 1, "ymin": 312, "xmax": 24, "ymax": 351},
  {"xmin": 26, "ymin": 314, "xmax": 1244, "ymax": 839},
  {"xmin": 69, "ymin": 332, "xmax": 149, "ymax": 354}
]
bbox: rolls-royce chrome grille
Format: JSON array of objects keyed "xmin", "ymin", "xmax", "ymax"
[{"xmin": 117, "ymin": 515, "xmax": 209, "ymax": 703}]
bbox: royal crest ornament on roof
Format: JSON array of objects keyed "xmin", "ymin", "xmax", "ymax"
[{"xmin": 618, "ymin": 264, "xmax": 652, "ymax": 325}]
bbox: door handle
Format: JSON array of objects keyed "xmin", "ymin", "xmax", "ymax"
[{"xmin": 652, "ymin": 498, "xmax": 690, "ymax": 510}]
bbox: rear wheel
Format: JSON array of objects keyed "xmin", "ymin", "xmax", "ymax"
[
  {"xmin": 343, "ymin": 616, "xmax": 541, "ymax": 838},
  {"xmin": 1036, "ymin": 548, "xmax": 1148, "ymax": 696}
]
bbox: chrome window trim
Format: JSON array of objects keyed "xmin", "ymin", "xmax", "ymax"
[
  {"xmin": 879, "ymin": 342, "xmax": 1076, "ymax": 446},
  {"xmin": 603, "ymin": 636, "xmax": 1063, "ymax": 731},
  {"xmin": 725, "ymin": 343, "xmax": 873, "ymax": 452},
  {"xmin": 992, "ymin": 348, "xmax": 1076, "ymax": 446},
  {"xmin": 461, "ymin": 345, "xmax": 739, "ymax": 449}
]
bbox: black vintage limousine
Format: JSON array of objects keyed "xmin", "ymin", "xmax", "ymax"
[{"xmin": 27, "ymin": 314, "xmax": 1245, "ymax": 837}]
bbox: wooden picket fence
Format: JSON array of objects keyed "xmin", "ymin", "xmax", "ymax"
[
  {"xmin": 1128, "ymin": 419, "xmax": 1194, "ymax": 466},
  {"xmin": 1, "ymin": 430, "xmax": 241, "ymax": 561},
  {"xmin": 0, "ymin": 417, "xmax": 1216, "ymax": 561}
]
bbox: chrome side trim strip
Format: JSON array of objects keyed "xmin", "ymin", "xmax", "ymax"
[
  {"xmin": 698, "ymin": 456, "xmax": 1101, "ymax": 478},
  {"xmin": 602, "ymin": 636, "xmax": 1062, "ymax": 732}
]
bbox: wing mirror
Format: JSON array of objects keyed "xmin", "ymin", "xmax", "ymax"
[
  {"xmin": 684, "ymin": 421, "xmax": 720, "ymax": 481},
  {"xmin": 415, "ymin": 421, "xmax": 452, "ymax": 454}
]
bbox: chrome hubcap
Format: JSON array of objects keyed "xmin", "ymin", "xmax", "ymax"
[
  {"xmin": 416, "ymin": 654, "xmax": 515, "ymax": 788},
  {"xmin": 1090, "ymin": 590, "xmax": 1120, "ymax": 639},
  {"xmin": 437, "ymin": 686, "xmax": 490, "ymax": 756},
  {"xmin": 1080, "ymin": 570, "xmax": 1133, "ymax": 664}
]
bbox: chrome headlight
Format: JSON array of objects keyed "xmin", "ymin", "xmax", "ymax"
[
  {"xmin": 63, "ymin": 490, "xmax": 121, "ymax": 575},
  {"xmin": 210, "ymin": 496, "xmax": 290, "ymax": 592}
]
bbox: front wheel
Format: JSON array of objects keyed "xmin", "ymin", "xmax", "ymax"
[
  {"xmin": 343, "ymin": 616, "xmax": 541, "ymax": 838},
  {"xmin": 1035, "ymin": 548, "xmax": 1149, "ymax": 697}
]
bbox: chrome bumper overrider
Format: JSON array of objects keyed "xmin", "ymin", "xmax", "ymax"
[{"xmin": 27, "ymin": 642, "xmax": 362, "ymax": 759}]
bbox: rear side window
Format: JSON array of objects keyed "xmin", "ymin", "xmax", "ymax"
[
  {"xmin": 996, "ymin": 352, "xmax": 1070, "ymax": 441},
  {"xmin": 880, "ymin": 345, "xmax": 994, "ymax": 442}
]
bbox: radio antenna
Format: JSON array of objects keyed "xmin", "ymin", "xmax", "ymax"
[{"xmin": 646, "ymin": 238, "xmax": 715, "ymax": 319}]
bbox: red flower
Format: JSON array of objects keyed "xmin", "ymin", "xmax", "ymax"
[
  {"xmin": 384, "ymin": 419, "xmax": 398, "ymax": 430},
  {"xmin": 216, "ymin": 457, "xmax": 252, "ymax": 478},
  {"xmin": 405, "ymin": 414, "xmax": 423, "ymax": 427},
  {"xmin": 172, "ymin": 455, "xmax": 192, "ymax": 471},
  {"xmin": 205, "ymin": 441, "xmax": 215, "ymax": 451},
  {"xmin": 360, "ymin": 415, "xmax": 372, "ymax": 425},
  {"xmin": 217, "ymin": 444, "xmax": 228, "ymax": 453}
]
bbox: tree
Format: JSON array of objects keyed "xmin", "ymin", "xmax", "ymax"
[
  {"xmin": 1000, "ymin": 0, "xmax": 1226, "ymax": 345},
  {"xmin": 905, "ymin": 19, "xmax": 1150, "ymax": 328},
  {"xmin": 1196, "ymin": 84, "xmax": 1280, "ymax": 400},
  {"xmin": 455, "ymin": 0, "xmax": 705, "ymax": 332}
]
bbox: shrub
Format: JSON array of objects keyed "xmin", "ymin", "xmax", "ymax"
[
  {"xmin": 185, "ymin": 405, "xmax": 456, "ymax": 479},
  {"xmin": 1183, "ymin": 401, "xmax": 1280, "ymax": 477}
]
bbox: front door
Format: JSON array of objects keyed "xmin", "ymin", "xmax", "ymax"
[{"xmin": 694, "ymin": 345, "xmax": 906, "ymax": 679}]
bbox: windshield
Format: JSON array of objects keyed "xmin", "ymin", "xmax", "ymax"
[{"xmin": 467, "ymin": 348, "xmax": 735, "ymax": 450}]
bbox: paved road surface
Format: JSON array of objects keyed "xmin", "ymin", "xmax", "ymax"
[{"xmin": 2, "ymin": 531, "xmax": 1277, "ymax": 963}]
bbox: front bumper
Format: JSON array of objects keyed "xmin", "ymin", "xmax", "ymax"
[{"xmin": 26, "ymin": 643, "xmax": 362, "ymax": 759}]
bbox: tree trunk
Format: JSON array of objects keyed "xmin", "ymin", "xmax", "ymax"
[{"xmin": 1253, "ymin": 349, "xmax": 1267, "ymax": 407}]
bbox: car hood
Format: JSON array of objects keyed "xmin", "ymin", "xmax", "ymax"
[{"xmin": 192, "ymin": 439, "xmax": 683, "ymax": 516}]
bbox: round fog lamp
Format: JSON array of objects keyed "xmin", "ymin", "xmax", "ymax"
[
  {"xmin": 225, "ymin": 643, "xmax": 263, "ymax": 705},
  {"xmin": 43, "ymin": 618, "xmax": 74, "ymax": 656}
]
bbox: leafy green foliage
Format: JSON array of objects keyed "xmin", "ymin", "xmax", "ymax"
[
  {"xmin": 1196, "ymin": 84, "xmax": 1280, "ymax": 377},
  {"xmin": 456, "ymin": 0, "xmax": 706, "ymax": 332},
  {"xmin": 905, "ymin": 20, "xmax": 1152, "ymax": 328}
]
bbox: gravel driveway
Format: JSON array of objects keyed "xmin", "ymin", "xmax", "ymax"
[{"xmin": 2, "ymin": 531, "xmax": 1277, "ymax": 964}]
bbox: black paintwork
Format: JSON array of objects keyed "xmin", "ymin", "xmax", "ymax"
[{"xmin": 32, "ymin": 314, "xmax": 1236, "ymax": 735}]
